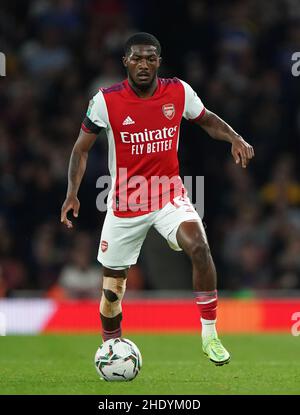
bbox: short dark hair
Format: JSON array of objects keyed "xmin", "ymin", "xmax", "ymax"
[{"xmin": 124, "ymin": 32, "xmax": 161, "ymax": 56}]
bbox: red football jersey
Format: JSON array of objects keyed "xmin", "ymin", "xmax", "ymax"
[{"xmin": 83, "ymin": 77, "xmax": 205, "ymax": 217}]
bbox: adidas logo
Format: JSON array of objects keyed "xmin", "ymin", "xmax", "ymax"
[{"xmin": 122, "ymin": 116, "xmax": 135, "ymax": 125}]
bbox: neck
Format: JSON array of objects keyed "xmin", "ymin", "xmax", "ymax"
[{"xmin": 128, "ymin": 76, "xmax": 158, "ymax": 98}]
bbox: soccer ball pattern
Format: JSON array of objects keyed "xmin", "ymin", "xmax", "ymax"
[{"xmin": 94, "ymin": 338, "xmax": 142, "ymax": 381}]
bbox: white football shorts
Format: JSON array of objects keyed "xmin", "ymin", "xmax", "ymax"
[{"xmin": 97, "ymin": 195, "xmax": 202, "ymax": 270}]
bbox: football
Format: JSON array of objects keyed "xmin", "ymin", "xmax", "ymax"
[{"xmin": 94, "ymin": 338, "xmax": 142, "ymax": 381}]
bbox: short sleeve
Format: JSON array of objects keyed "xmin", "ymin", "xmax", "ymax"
[
  {"xmin": 86, "ymin": 90, "xmax": 108, "ymax": 129},
  {"xmin": 180, "ymin": 80, "xmax": 206, "ymax": 121}
]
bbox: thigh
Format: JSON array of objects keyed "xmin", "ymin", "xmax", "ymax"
[
  {"xmin": 153, "ymin": 195, "xmax": 202, "ymax": 251},
  {"xmin": 97, "ymin": 209, "xmax": 152, "ymax": 269},
  {"xmin": 176, "ymin": 219, "xmax": 208, "ymax": 255}
]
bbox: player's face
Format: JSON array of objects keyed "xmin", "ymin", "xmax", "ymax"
[{"xmin": 123, "ymin": 45, "xmax": 161, "ymax": 89}]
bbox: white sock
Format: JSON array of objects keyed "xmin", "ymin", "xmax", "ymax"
[{"xmin": 201, "ymin": 318, "xmax": 218, "ymax": 339}]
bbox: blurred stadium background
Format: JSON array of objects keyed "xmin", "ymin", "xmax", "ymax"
[{"xmin": 1, "ymin": 0, "xmax": 300, "ymax": 336}]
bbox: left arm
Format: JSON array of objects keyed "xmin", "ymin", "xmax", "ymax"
[{"xmin": 195, "ymin": 109, "xmax": 255, "ymax": 168}]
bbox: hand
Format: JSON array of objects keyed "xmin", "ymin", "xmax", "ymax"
[
  {"xmin": 231, "ymin": 136, "xmax": 255, "ymax": 168},
  {"xmin": 61, "ymin": 194, "xmax": 80, "ymax": 229}
]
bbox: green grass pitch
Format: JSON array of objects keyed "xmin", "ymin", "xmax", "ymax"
[{"xmin": 0, "ymin": 333, "xmax": 299, "ymax": 395}]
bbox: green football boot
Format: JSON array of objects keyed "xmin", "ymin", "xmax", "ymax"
[{"xmin": 202, "ymin": 337, "xmax": 231, "ymax": 366}]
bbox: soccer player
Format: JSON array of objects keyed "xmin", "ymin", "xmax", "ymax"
[{"xmin": 61, "ymin": 33, "xmax": 254, "ymax": 366}]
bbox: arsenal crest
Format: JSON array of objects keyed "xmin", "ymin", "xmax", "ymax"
[
  {"xmin": 162, "ymin": 103, "xmax": 175, "ymax": 120},
  {"xmin": 101, "ymin": 240, "xmax": 108, "ymax": 252}
]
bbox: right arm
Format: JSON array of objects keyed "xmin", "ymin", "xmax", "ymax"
[{"xmin": 61, "ymin": 129, "xmax": 97, "ymax": 228}]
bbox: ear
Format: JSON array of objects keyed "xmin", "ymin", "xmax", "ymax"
[
  {"xmin": 158, "ymin": 56, "xmax": 162, "ymax": 67},
  {"xmin": 122, "ymin": 56, "xmax": 128, "ymax": 68}
]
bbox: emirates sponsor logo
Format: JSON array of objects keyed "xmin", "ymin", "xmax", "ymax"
[
  {"xmin": 162, "ymin": 103, "xmax": 175, "ymax": 120},
  {"xmin": 120, "ymin": 126, "xmax": 177, "ymax": 143},
  {"xmin": 101, "ymin": 240, "xmax": 108, "ymax": 252}
]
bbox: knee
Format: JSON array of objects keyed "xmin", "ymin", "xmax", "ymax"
[
  {"xmin": 100, "ymin": 276, "xmax": 127, "ymax": 317},
  {"xmin": 190, "ymin": 241, "xmax": 211, "ymax": 265},
  {"xmin": 102, "ymin": 267, "xmax": 129, "ymax": 278}
]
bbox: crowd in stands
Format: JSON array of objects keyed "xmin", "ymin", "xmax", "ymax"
[{"xmin": 1, "ymin": 0, "xmax": 300, "ymax": 297}]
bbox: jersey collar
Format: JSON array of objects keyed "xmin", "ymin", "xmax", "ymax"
[{"xmin": 124, "ymin": 78, "xmax": 161, "ymax": 100}]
